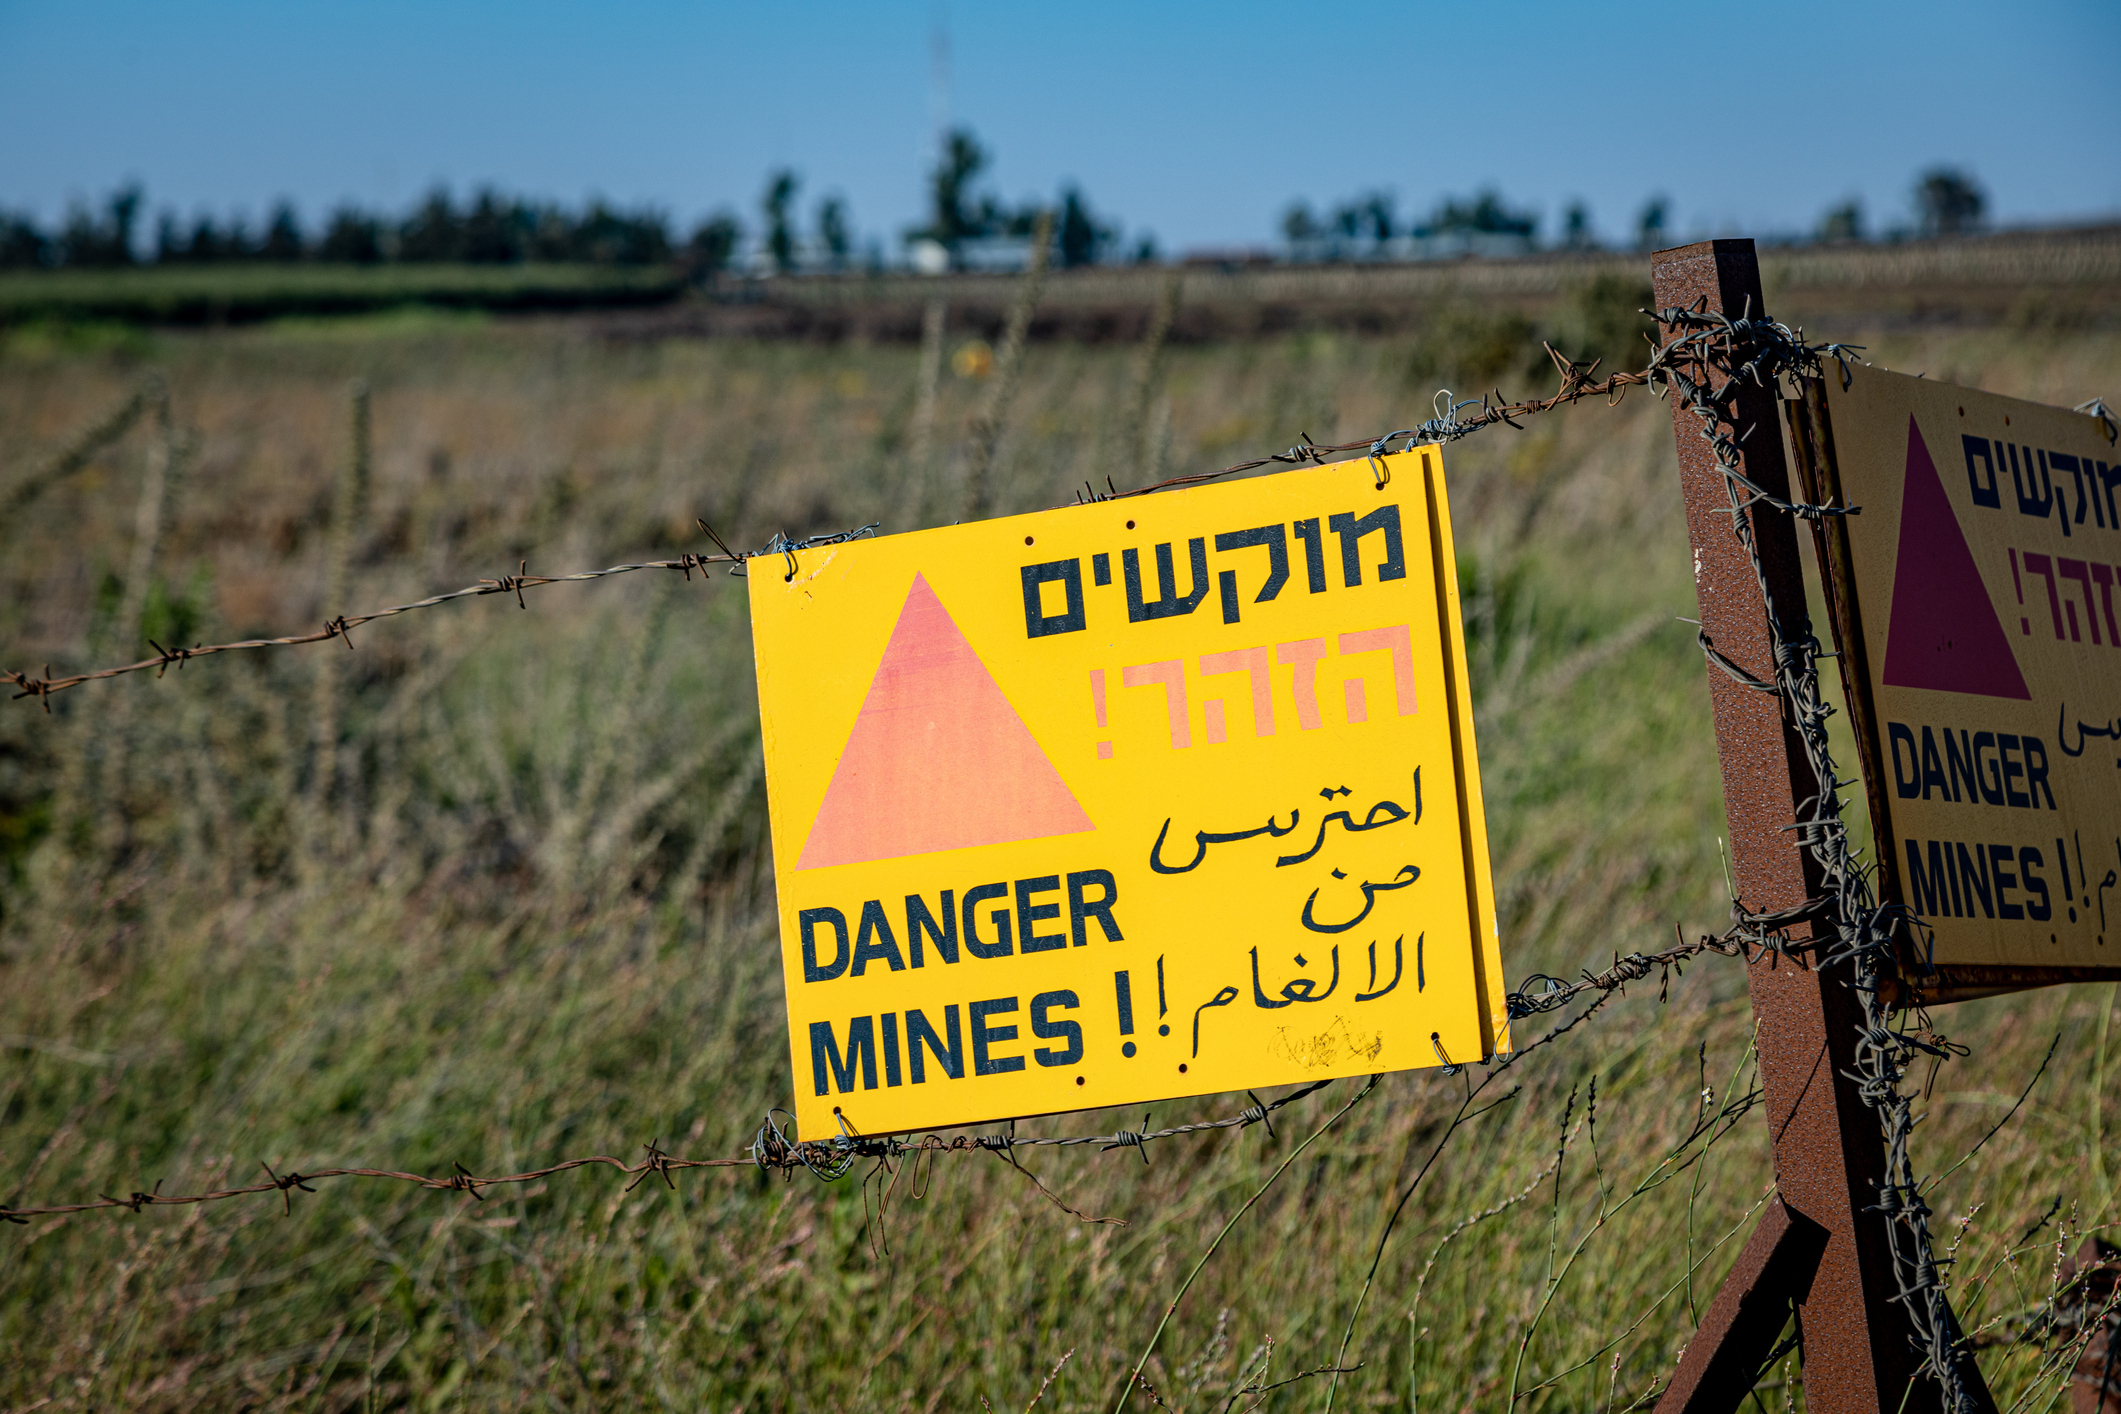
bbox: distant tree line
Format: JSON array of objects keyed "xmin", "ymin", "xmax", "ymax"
[
  {"xmin": 0, "ymin": 134, "xmax": 1137, "ymax": 279},
  {"xmin": 1278, "ymin": 165, "xmax": 1992, "ymax": 263},
  {"xmin": 1814, "ymin": 169, "xmax": 1987, "ymax": 245},
  {"xmin": 0, "ymin": 160, "xmax": 1990, "ymax": 278},
  {"xmin": 1278, "ymin": 187, "xmax": 1683, "ymax": 262},
  {"xmin": 0, "ymin": 184, "xmax": 746, "ymax": 277},
  {"xmin": 1285, "ymin": 189, "xmax": 1536, "ymax": 247}
]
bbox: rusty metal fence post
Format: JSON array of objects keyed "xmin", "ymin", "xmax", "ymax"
[{"xmin": 1647, "ymin": 240, "xmax": 1991, "ymax": 1414}]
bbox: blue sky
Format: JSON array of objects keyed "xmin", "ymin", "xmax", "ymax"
[{"xmin": 3, "ymin": 0, "xmax": 2117, "ymax": 255}]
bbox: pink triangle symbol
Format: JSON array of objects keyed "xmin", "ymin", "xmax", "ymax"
[
  {"xmin": 794, "ymin": 574, "xmax": 1094, "ymax": 870},
  {"xmin": 1879, "ymin": 417, "xmax": 2030, "ymax": 700}
]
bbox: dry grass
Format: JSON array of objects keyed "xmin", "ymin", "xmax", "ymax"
[{"xmin": 0, "ymin": 303, "xmax": 2116, "ymax": 1412}]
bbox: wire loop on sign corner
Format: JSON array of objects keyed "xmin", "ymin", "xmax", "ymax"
[
  {"xmin": 2076, "ymin": 397, "xmax": 2119, "ymax": 446},
  {"xmin": 1365, "ymin": 429, "xmax": 1416, "ymax": 489},
  {"xmin": 1506, "ymin": 974, "xmax": 1572, "ymax": 1019},
  {"xmin": 1430, "ymin": 1033, "xmax": 1462, "ymax": 1077},
  {"xmin": 757, "ymin": 1107, "xmax": 856, "ymax": 1183}
]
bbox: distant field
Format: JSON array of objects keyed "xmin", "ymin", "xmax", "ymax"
[
  {"xmin": 5, "ymin": 224, "xmax": 2116, "ymax": 339},
  {"xmin": 611, "ymin": 224, "xmax": 2121, "ymax": 342},
  {"xmin": 0, "ymin": 262, "xmax": 684, "ymax": 325},
  {"xmin": 0, "ymin": 289, "xmax": 2116, "ymax": 1411}
]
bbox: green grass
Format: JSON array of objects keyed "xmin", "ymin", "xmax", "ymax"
[
  {"xmin": 0, "ymin": 307, "xmax": 2116, "ymax": 1412},
  {"xmin": 0, "ymin": 263, "xmax": 684, "ymax": 327}
]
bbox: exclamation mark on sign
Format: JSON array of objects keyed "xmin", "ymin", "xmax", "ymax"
[
  {"xmin": 2010, "ymin": 548, "xmax": 2030, "ymax": 635},
  {"xmin": 2059, "ymin": 836, "xmax": 2077, "ymax": 924},
  {"xmin": 1091, "ymin": 668, "xmax": 1113, "ymax": 759}
]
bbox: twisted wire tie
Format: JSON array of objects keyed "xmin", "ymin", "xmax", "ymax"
[
  {"xmin": 626, "ymin": 1141, "xmax": 679, "ymax": 1193},
  {"xmin": 261, "ymin": 1161, "xmax": 317, "ymax": 1216},
  {"xmin": 147, "ymin": 640, "xmax": 195, "ymax": 677},
  {"xmin": 1102, "ymin": 1118, "xmax": 1152, "ymax": 1163}
]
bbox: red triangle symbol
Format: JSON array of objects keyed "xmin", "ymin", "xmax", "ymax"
[
  {"xmin": 1879, "ymin": 417, "xmax": 2030, "ymax": 700},
  {"xmin": 794, "ymin": 574, "xmax": 1094, "ymax": 870}
]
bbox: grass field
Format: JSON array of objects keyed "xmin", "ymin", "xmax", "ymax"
[{"xmin": 0, "ymin": 291, "xmax": 2117, "ymax": 1412}]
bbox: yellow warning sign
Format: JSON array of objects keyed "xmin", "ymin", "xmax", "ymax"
[
  {"xmin": 751, "ymin": 449, "xmax": 1507, "ymax": 1137},
  {"xmin": 1824, "ymin": 367, "xmax": 2121, "ymax": 973}
]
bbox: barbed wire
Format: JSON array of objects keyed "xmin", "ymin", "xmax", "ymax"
[
  {"xmin": 2, "ymin": 521, "xmax": 877, "ymax": 709},
  {"xmin": 1077, "ymin": 342, "xmax": 1649, "ymax": 504},
  {"xmin": 1646, "ymin": 297, "xmax": 1975, "ymax": 1412},
  {"xmin": 3, "ymin": 343, "xmax": 1640, "ymax": 710},
  {"xmin": 0, "ymin": 337, "xmax": 1741, "ymax": 714},
  {"xmin": 0, "ymin": 1076, "xmax": 1328, "ymax": 1225},
  {"xmin": 3, "ymin": 927, "xmax": 1737, "ymax": 1228}
]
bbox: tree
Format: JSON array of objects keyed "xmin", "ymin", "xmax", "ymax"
[
  {"xmin": 58, "ymin": 184, "xmax": 143, "ymax": 267},
  {"xmin": 398, "ymin": 189, "xmax": 463, "ymax": 262},
  {"xmin": 817, "ymin": 196, "xmax": 851, "ymax": 270},
  {"xmin": 1282, "ymin": 201, "xmax": 1320, "ymax": 245},
  {"xmin": 1428, "ymin": 189, "xmax": 1535, "ymax": 240},
  {"xmin": 1817, "ymin": 199, "xmax": 1863, "ymax": 244},
  {"xmin": 1057, "ymin": 186, "xmax": 1112, "ymax": 268},
  {"xmin": 1635, "ymin": 195, "xmax": 1669, "ymax": 251},
  {"xmin": 1915, "ymin": 167, "xmax": 1984, "ymax": 237},
  {"xmin": 107, "ymin": 184, "xmax": 143, "ymax": 264},
  {"xmin": 319, "ymin": 208, "xmax": 383, "ymax": 264},
  {"xmin": 683, "ymin": 212, "xmax": 742, "ymax": 280},
  {"xmin": 571, "ymin": 201, "xmax": 671, "ymax": 265},
  {"xmin": 261, "ymin": 201, "xmax": 305, "ymax": 261},
  {"xmin": 762, "ymin": 170, "xmax": 800, "ymax": 273},
  {"xmin": 1359, "ymin": 191, "xmax": 1395, "ymax": 243},
  {"xmin": 1332, "ymin": 201, "xmax": 1363, "ymax": 245},
  {"xmin": 461, "ymin": 189, "xmax": 518, "ymax": 263},
  {"xmin": 173, "ymin": 214, "xmax": 231, "ymax": 264},
  {"xmin": 1562, "ymin": 201, "xmax": 1594, "ymax": 251},
  {"xmin": 926, "ymin": 128, "xmax": 988, "ymax": 252},
  {"xmin": 0, "ymin": 212, "xmax": 48, "ymax": 269},
  {"xmin": 154, "ymin": 212, "xmax": 185, "ymax": 264}
]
